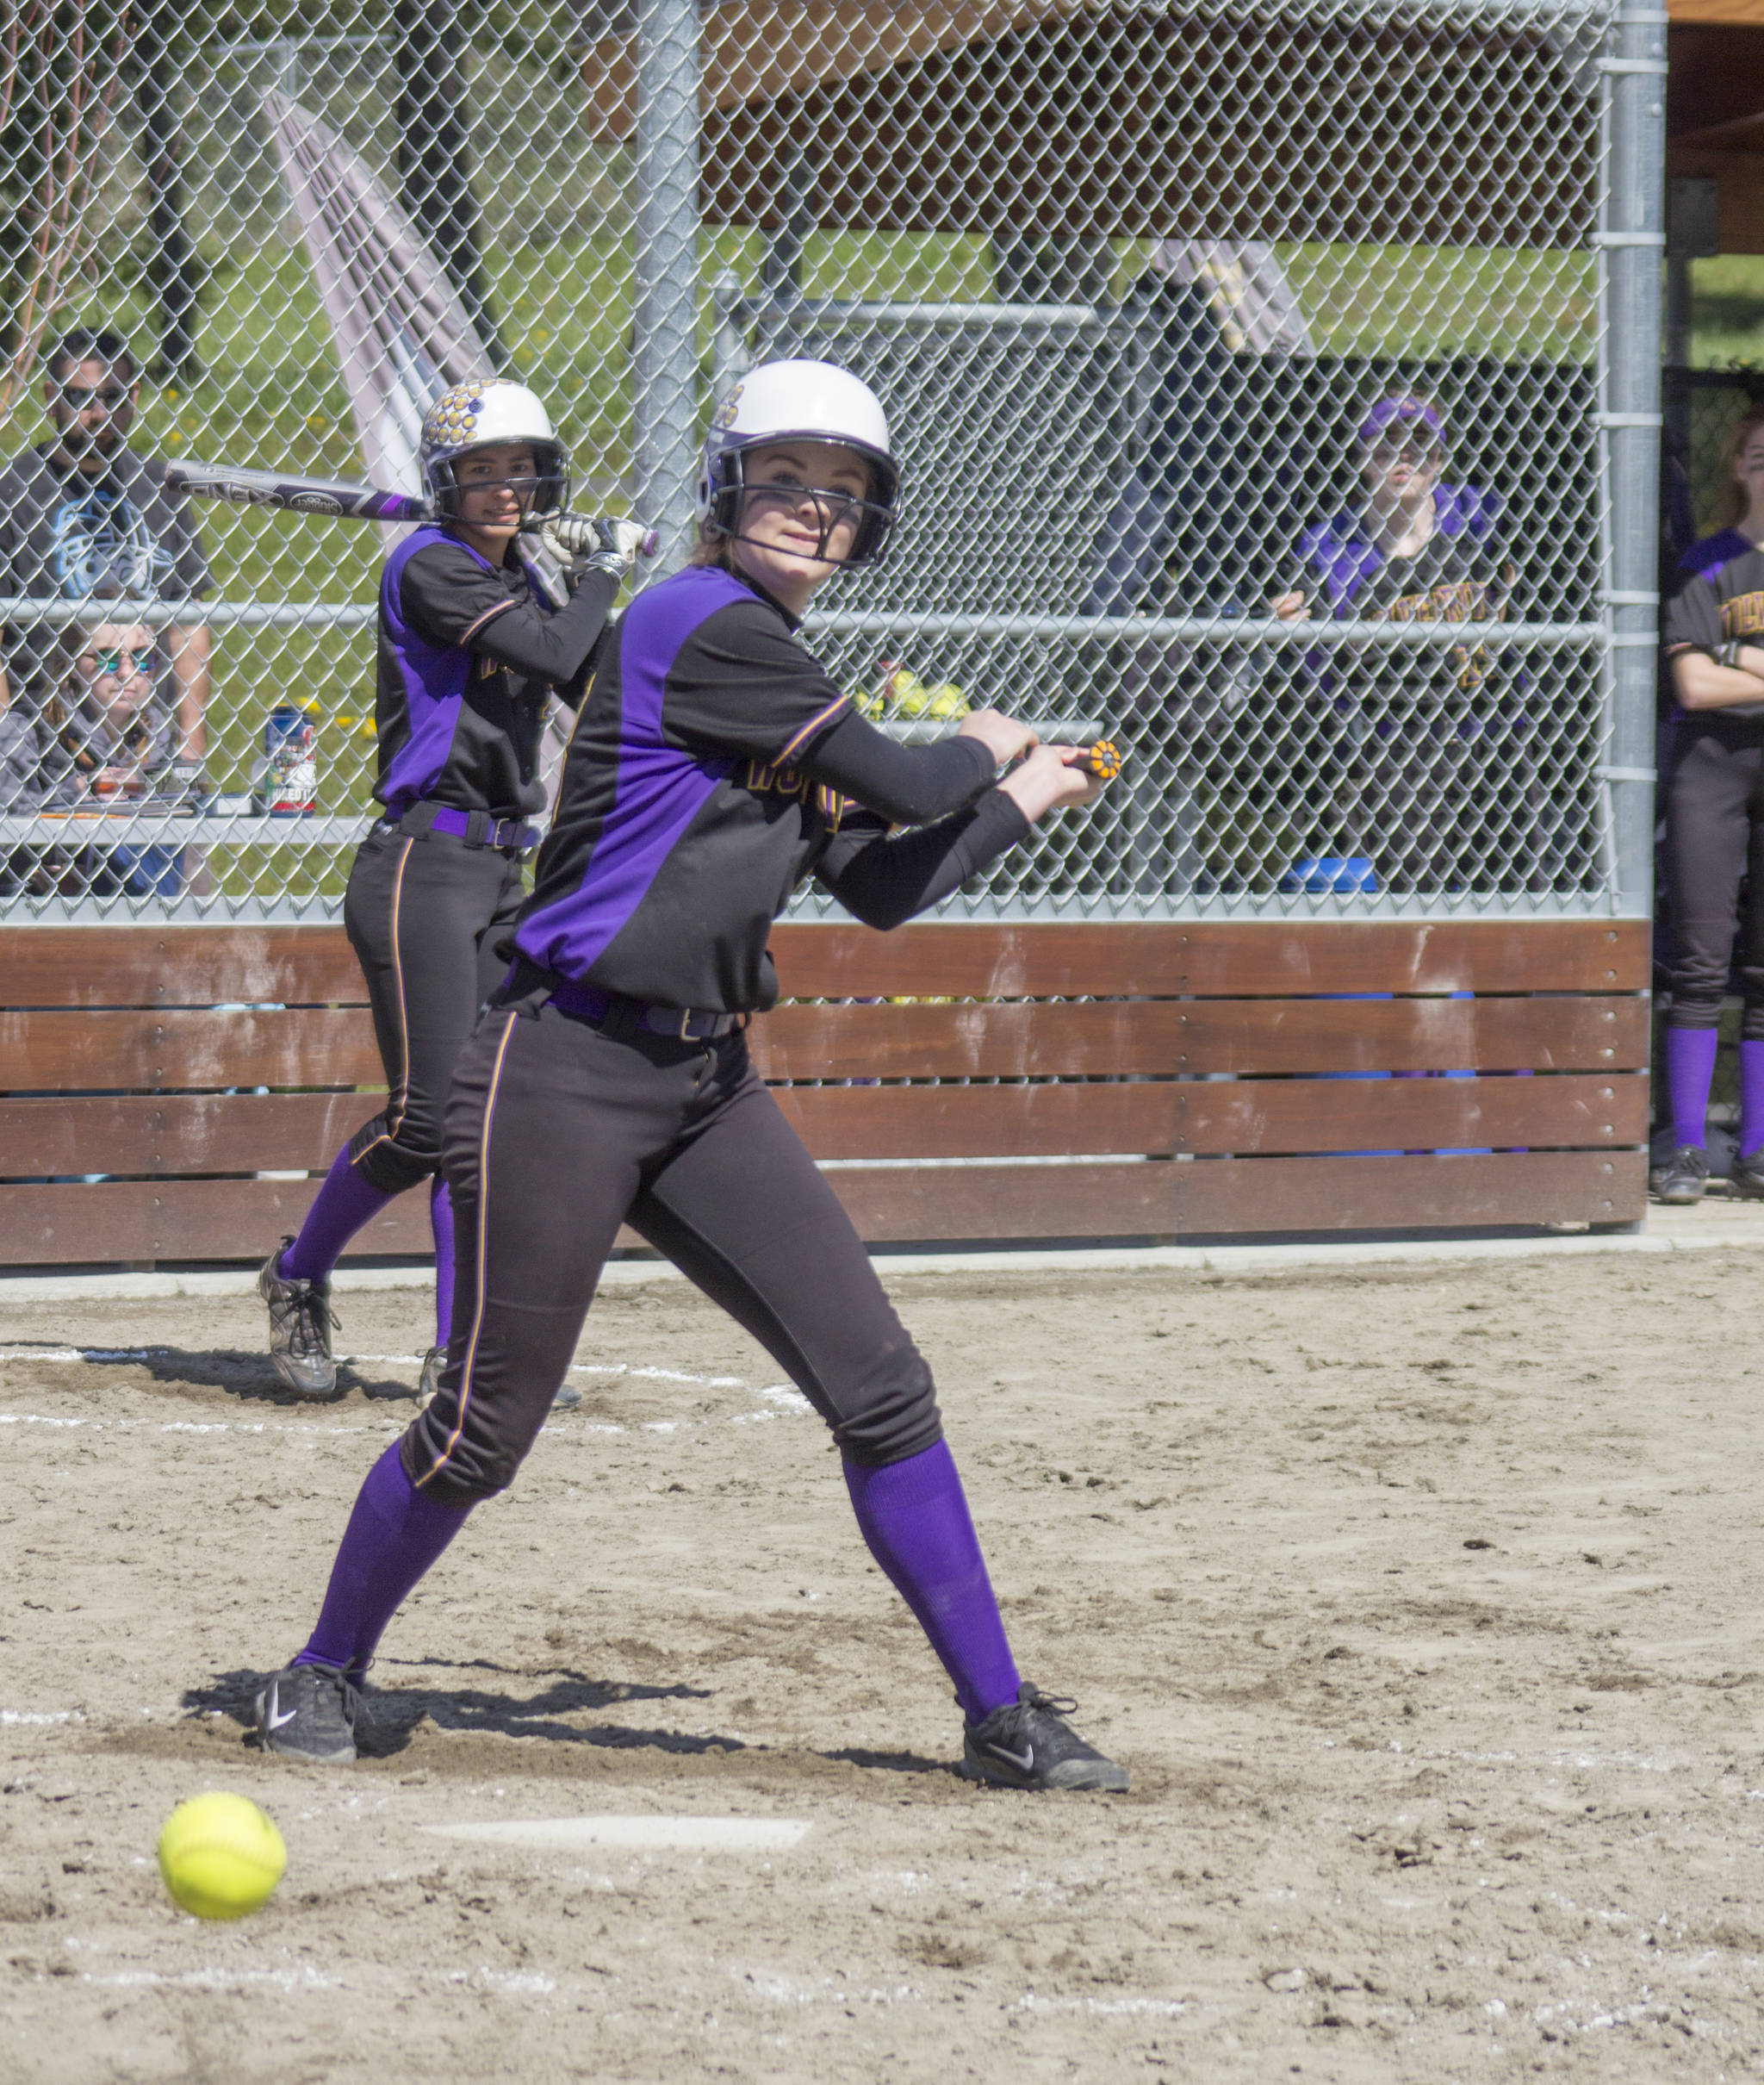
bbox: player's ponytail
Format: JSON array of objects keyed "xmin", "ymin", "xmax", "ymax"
[{"xmin": 1712, "ymin": 402, "xmax": 1764, "ymax": 531}]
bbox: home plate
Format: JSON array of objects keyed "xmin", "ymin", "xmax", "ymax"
[{"xmin": 421, "ymin": 1816, "xmax": 811, "ymax": 1853}]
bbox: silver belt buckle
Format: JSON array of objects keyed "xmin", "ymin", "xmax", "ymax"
[{"xmin": 675, "ymin": 1006, "xmax": 694, "ymax": 1041}]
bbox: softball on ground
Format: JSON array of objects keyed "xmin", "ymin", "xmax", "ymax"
[{"xmin": 156, "ymin": 1792, "xmax": 286, "ymax": 1920}]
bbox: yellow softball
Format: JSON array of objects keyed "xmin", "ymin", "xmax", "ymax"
[{"xmin": 156, "ymin": 1793, "xmax": 286, "ymax": 1920}]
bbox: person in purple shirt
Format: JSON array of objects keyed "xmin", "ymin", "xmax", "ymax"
[
  {"xmin": 245, "ymin": 359, "xmax": 1130, "ymax": 1794},
  {"xmin": 257, "ymin": 378, "xmax": 646, "ymax": 1401},
  {"xmin": 1270, "ymin": 394, "xmax": 1524, "ymax": 893},
  {"xmin": 1651, "ymin": 401, "xmax": 1764, "ymax": 1203}
]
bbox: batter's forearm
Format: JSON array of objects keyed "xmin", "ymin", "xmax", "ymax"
[
  {"xmin": 802, "ymin": 711, "xmax": 997, "ymax": 825},
  {"xmin": 822, "ymin": 791, "xmax": 1029, "ymax": 930}
]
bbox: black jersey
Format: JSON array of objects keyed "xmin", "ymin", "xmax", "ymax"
[
  {"xmin": 375, "ymin": 526, "xmax": 618, "ymax": 820},
  {"xmin": 514, "ymin": 563, "xmax": 1017, "ymax": 1011},
  {"xmin": 1290, "ymin": 485, "xmax": 1514, "ymax": 707},
  {"xmin": 1664, "ymin": 529, "xmax": 1764, "ymax": 724}
]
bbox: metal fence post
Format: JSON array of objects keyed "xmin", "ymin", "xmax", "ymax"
[
  {"xmin": 632, "ymin": 0, "xmax": 702, "ymax": 571},
  {"xmin": 1599, "ymin": 0, "xmax": 1668, "ymax": 919}
]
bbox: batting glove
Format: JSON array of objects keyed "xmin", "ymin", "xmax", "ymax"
[{"xmin": 538, "ymin": 515, "xmax": 658, "ymax": 578}]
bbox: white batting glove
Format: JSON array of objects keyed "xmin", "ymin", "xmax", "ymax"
[{"xmin": 537, "ymin": 515, "xmax": 657, "ymax": 577}]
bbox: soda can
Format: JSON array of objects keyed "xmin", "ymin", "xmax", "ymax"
[{"xmin": 253, "ymin": 705, "xmax": 318, "ymax": 817}]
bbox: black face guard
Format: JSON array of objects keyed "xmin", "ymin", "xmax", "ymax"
[
  {"xmin": 429, "ymin": 442, "xmax": 569, "ymax": 522},
  {"xmin": 706, "ymin": 448, "xmax": 898, "ymax": 567}
]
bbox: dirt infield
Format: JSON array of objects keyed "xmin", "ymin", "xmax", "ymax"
[{"xmin": 2, "ymin": 1248, "xmax": 1762, "ymax": 2083}]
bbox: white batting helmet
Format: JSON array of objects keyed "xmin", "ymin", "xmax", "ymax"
[
  {"xmin": 419, "ymin": 378, "xmax": 569, "ymax": 520},
  {"xmin": 697, "ymin": 359, "xmax": 900, "ymax": 566}
]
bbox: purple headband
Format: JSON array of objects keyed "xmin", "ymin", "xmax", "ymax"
[{"xmin": 1357, "ymin": 395, "xmax": 1445, "ymax": 449}]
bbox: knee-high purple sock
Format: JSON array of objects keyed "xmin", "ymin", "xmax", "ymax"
[
  {"xmin": 430, "ymin": 1176, "xmax": 456, "ymax": 1350},
  {"xmin": 1739, "ymin": 1039, "xmax": 1764, "ymax": 1159},
  {"xmin": 842, "ymin": 1440, "xmax": 1020, "ymax": 1722},
  {"xmin": 294, "ymin": 1443, "xmax": 470, "ymax": 1685},
  {"xmin": 279, "ymin": 1142, "xmax": 394, "ymax": 1283},
  {"xmin": 1667, "ymin": 1024, "xmax": 1720, "ymax": 1153}
]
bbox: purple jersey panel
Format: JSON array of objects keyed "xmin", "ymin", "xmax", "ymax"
[
  {"xmin": 512, "ymin": 569, "xmax": 746, "ymax": 981},
  {"xmin": 376, "ymin": 525, "xmax": 496, "ymax": 816}
]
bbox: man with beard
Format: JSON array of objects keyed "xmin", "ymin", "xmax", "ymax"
[{"xmin": 0, "ymin": 327, "xmax": 212, "ymax": 811}]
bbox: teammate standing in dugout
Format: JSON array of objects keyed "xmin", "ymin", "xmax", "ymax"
[
  {"xmin": 257, "ymin": 379, "xmax": 648, "ymax": 1400},
  {"xmin": 249, "ymin": 359, "xmax": 1129, "ymax": 1793}
]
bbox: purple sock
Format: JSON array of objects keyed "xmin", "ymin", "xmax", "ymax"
[
  {"xmin": 430, "ymin": 1176, "xmax": 456, "ymax": 1350},
  {"xmin": 279, "ymin": 1143, "xmax": 394, "ymax": 1283},
  {"xmin": 842, "ymin": 1440, "xmax": 1020, "ymax": 1721},
  {"xmin": 1666, "ymin": 1024, "xmax": 1720, "ymax": 1153},
  {"xmin": 1740, "ymin": 1038, "xmax": 1764, "ymax": 1159},
  {"xmin": 294, "ymin": 1443, "xmax": 470, "ymax": 1684}
]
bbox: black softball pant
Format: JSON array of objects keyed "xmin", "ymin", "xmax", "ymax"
[
  {"xmin": 1665, "ymin": 716, "xmax": 1764, "ymax": 1036},
  {"xmin": 399, "ymin": 999, "xmax": 943, "ymax": 1506},
  {"xmin": 340, "ymin": 824, "xmax": 527, "ymax": 1195}
]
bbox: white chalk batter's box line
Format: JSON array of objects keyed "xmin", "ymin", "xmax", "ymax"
[{"xmin": 0, "ymin": 1356, "xmax": 812, "ymax": 1436}]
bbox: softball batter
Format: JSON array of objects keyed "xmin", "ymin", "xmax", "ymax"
[
  {"xmin": 258, "ymin": 378, "xmax": 645, "ymax": 1398},
  {"xmin": 250, "ymin": 359, "xmax": 1128, "ymax": 1791}
]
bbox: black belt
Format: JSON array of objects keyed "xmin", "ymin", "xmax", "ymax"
[
  {"xmin": 542, "ymin": 971, "xmax": 748, "ymax": 1041},
  {"xmin": 388, "ymin": 802, "xmax": 542, "ymax": 851}
]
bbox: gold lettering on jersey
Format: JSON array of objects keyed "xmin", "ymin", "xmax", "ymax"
[
  {"xmin": 478, "ymin": 652, "xmax": 499, "ymax": 679},
  {"xmin": 742, "ymin": 757, "xmax": 848, "ymax": 827},
  {"xmin": 744, "ymin": 757, "xmax": 812, "ymax": 801},
  {"xmin": 1372, "ymin": 571, "xmax": 1509, "ymax": 693},
  {"xmin": 1721, "ymin": 591, "xmax": 1764, "ymax": 638}
]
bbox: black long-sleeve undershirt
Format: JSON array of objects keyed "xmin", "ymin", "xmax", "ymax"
[
  {"xmin": 468, "ymin": 562, "xmax": 621, "ymax": 696},
  {"xmin": 798, "ymin": 707, "xmax": 998, "ymax": 827},
  {"xmin": 817, "ymin": 788, "xmax": 1029, "ymax": 930}
]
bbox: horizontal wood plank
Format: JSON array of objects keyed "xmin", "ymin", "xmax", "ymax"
[
  {"xmin": 823, "ymin": 1150, "xmax": 1646, "ymax": 1241},
  {"xmin": 0, "ymin": 1008, "xmax": 383, "ymax": 1092},
  {"xmin": 0, "ymin": 999, "xmax": 1646, "ymax": 1094},
  {"xmin": 0, "ymin": 1178, "xmax": 435, "ymax": 1265},
  {"xmin": 767, "ymin": 918, "xmax": 1649, "ymax": 999},
  {"xmin": 0, "ymin": 1093, "xmax": 373, "ymax": 1176},
  {"xmin": 748, "ymin": 996, "xmax": 1648, "ymax": 1080},
  {"xmin": 772, "ymin": 1073, "xmax": 1649, "ymax": 1158},
  {"xmin": 0, "ymin": 1074, "xmax": 1644, "ymax": 1178},
  {"xmin": 0, "ymin": 919, "xmax": 1649, "ymax": 1011},
  {"xmin": 0, "ymin": 926, "xmax": 366, "ymax": 1007},
  {"xmin": 0, "ymin": 1150, "xmax": 1644, "ymax": 1262}
]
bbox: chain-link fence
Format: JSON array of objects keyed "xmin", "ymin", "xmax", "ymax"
[{"xmin": 0, "ymin": 0, "xmax": 1661, "ymax": 923}]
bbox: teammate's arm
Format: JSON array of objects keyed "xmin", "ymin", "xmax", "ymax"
[
  {"xmin": 1666, "ymin": 565, "xmax": 1764, "ymax": 710},
  {"xmin": 1671, "ymin": 644, "xmax": 1764, "ymax": 710},
  {"xmin": 401, "ymin": 545, "xmax": 620, "ymax": 688}
]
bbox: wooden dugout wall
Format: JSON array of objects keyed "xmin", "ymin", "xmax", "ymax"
[{"xmin": 0, "ymin": 919, "xmax": 1647, "ymax": 1266}]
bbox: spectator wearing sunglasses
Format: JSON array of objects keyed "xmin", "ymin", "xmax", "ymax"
[
  {"xmin": 1267, "ymin": 394, "xmax": 1532, "ymax": 893},
  {"xmin": 24, "ymin": 618, "xmax": 186, "ymax": 898},
  {"xmin": 0, "ymin": 327, "xmax": 212, "ymax": 815}
]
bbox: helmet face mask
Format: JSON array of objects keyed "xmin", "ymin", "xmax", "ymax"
[
  {"xmin": 420, "ymin": 380, "xmax": 570, "ymax": 522},
  {"xmin": 706, "ymin": 445, "xmax": 895, "ymax": 567},
  {"xmin": 697, "ymin": 359, "xmax": 900, "ymax": 569}
]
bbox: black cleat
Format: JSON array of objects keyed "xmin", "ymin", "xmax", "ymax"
[
  {"xmin": 1730, "ymin": 1148, "xmax": 1764, "ymax": 1200},
  {"xmin": 1649, "ymin": 1145, "xmax": 1709, "ymax": 1205},
  {"xmin": 253, "ymin": 1661, "xmax": 360, "ymax": 1764},
  {"xmin": 959, "ymin": 1683, "xmax": 1129, "ymax": 1792},
  {"xmin": 258, "ymin": 1240, "xmax": 342, "ymax": 1399}
]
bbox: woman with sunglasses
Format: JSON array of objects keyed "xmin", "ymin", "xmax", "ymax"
[
  {"xmin": 30, "ymin": 620, "xmax": 185, "ymax": 898},
  {"xmin": 1270, "ymin": 394, "xmax": 1525, "ymax": 892},
  {"xmin": 248, "ymin": 359, "xmax": 1129, "ymax": 1794},
  {"xmin": 257, "ymin": 378, "xmax": 646, "ymax": 1401}
]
